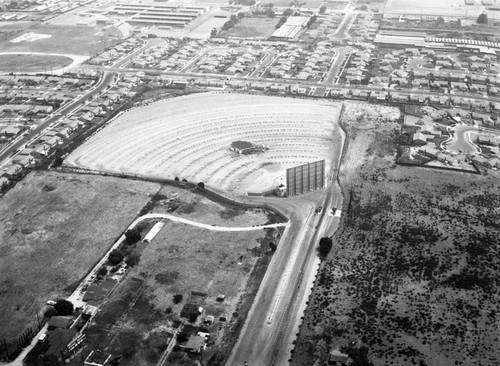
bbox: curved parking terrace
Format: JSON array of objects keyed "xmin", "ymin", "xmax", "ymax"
[{"xmin": 65, "ymin": 92, "xmax": 341, "ymax": 195}]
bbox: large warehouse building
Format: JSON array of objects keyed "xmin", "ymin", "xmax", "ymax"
[{"xmin": 108, "ymin": 2, "xmax": 207, "ymax": 28}]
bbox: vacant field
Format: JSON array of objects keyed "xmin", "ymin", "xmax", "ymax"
[
  {"xmin": 384, "ymin": 0, "xmax": 480, "ymax": 17},
  {"xmin": 150, "ymin": 185, "xmax": 277, "ymax": 227},
  {"xmin": 65, "ymin": 92, "xmax": 341, "ymax": 195},
  {"xmin": 0, "ymin": 24, "xmax": 109, "ymax": 55},
  {"xmin": 272, "ymin": 0, "xmax": 325, "ymax": 7},
  {"xmin": 292, "ymin": 104, "xmax": 500, "ymax": 366},
  {"xmin": 222, "ymin": 16, "xmax": 278, "ymax": 38},
  {"xmin": 0, "ymin": 171, "xmax": 160, "ymax": 341},
  {"xmin": 73, "ymin": 196, "xmax": 283, "ymax": 366},
  {"xmin": 0, "ymin": 54, "xmax": 73, "ymax": 73}
]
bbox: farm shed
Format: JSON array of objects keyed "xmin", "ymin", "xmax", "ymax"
[
  {"xmin": 48, "ymin": 316, "xmax": 74, "ymax": 330},
  {"xmin": 185, "ymin": 335, "xmax": 206, "ymax": 353},
  {"xmin": 42, "ymin": 328, "xmax": 77, "ymax": 365}
]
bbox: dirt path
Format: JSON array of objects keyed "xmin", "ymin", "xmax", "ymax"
[{"xmin": 140, "ymin": 212, "xmax": 288, "ymax": 231}]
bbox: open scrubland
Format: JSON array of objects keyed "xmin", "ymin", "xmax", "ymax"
[
  {"xmin": 65, "ymin": 93, "xmax": 341, "ymax": 195},
  {"xmin": 292, "ymin": 103, "xmax": 500, "ymax": 366},
  {"xmin": 74, "ymin": 190, "xmax": 284, "ymax": 366},
  {"xmin": 221, "ymin": 16, "xmax": 278, "ymax": 38},
  {"xmin": 0, "ymin": 171, "xmax": 159, "ymax": 342}
]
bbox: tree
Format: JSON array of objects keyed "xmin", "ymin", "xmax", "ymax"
[
  {"xmin": 189, "ymin": 312, "xmax": 198, "ymax": 323},
  {"xmin": 319, "ymin": 4, "xmax": 326, "ymax": 13},
  {"xmin": 283, "ymin": 8, "xmax": 293, "ymax": 17},
  {"xmin": 177, "ymin": 332, "xmax": 188, "ymax": 343},
  {"xmin": 108, "ymin": 249, "xmax": 124, "ymax": 265},
  {"xmin": 230, "ymin": 14, "xmax": 238, "ymax": 23},
  {"xmin": 269, "ymin": 242, "xmax": 277, "ymax": 252},
  {"xmin": 477, "ymin": 13, "xmax": 487, "ymax": 24},
  {"xmin": 54, "ymin": 299, "xmax": 74, "ymax": 316},
  {"xmin": 307, "ymin": 14, "xmax": 318, "ymax": 28},
  {"xmin": 210, "ymin": 28, "xmax": 218, "ymax": 38},
  {"xmin": 222, "ymin": 19, "xmax": 235, "ymax": 30},
  {"xmin": 197, "ymin": 182, "xmax": 205, "ymax": 189},
  {"xmin": 266, "ymin": 8, "xmax": 275, "ymax": 17},
  {"xmin": 97, "ymin": 266, "xmax": 108, "ymax": 277},
  {"xmin": 276, "ymin": 16, "xmax": 287, "ymax": 28},
  {"xmin": 318, "ymin": 237, "xmax": 333, "ymax": 257},
  {"xmin": 173, "ymin": 294, "xmax": 183, "ymax": 304},
  {"xmin": 125, "ymin": 228, "xmax": 141, "ymax": 244},
  {"xmin": 165, "ymin": 306, "xmax": 173, "ymax": 314}
]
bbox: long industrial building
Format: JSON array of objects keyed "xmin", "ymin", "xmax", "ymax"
[{"xmin": 107, "ymin": 2, "xmax": 207, "ymax": 28}]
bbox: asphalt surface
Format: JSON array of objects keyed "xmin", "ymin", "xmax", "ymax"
[{"xmin": 446, "ymin": 125, "xmax": 480, "ymax": 154}]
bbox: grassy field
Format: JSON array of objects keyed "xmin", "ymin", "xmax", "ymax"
[
  {"xmin": 0, "ymin": 24, "xmax": 109, "ymax": 55},
  {"xmin": 0, "ymin": 54, "xmax": 73, "ymax": 73},
  {"xmin": 0, "ymin": 171, "xmax": 160, "ymax": 342},
  {"xmin": 292, "ymin": 104, "xmax": 500, "ymax": 366},
  {"xmin": 222, "ymin": 16, "xmax": 278, "ymax": 38},
  {"xmin": 72, "ymin": 190, "xmax": 283, "ymax": 366}
]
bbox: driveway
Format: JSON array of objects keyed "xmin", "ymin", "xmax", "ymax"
[{"xmin": 444, "ymin": 124, "xmax": 480, "ymax": 154}]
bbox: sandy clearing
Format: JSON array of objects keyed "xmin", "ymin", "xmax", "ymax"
[{"xmin": 10, "ymin": 32, "xmax": 52, "ymax": 43}]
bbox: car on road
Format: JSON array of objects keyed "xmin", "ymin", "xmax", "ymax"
[{"xmin": 315, "ymin": 205, "xmax": 323, "ymax": 214}]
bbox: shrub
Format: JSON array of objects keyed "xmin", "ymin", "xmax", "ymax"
[
  {"xmin": 318, "ymin": 237, "xmax": 333, "ymax": 257},
  {"xmin": 97, "ymin": 266, "xmax": 108, "ymax": 276},
  {"xmin": 173, "ymin": 294, "xmax": 183, "ymax": 304},
  {"xmin": 125, "ymin": 253, "xmax": 141, "ymax": 267}
]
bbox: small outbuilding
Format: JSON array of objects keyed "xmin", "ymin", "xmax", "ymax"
[
  {"xmin": 230, "ymin": 141, "xmax": 255, "ymax": 155},
  {"xmin": 47, "ymin": 316, "xmax": 73, "ymax": 330},
  {"xmin": 185, "ymin": 335, "xmax": 206, "ymax": 353}
]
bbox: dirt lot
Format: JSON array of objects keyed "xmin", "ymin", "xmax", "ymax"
[
  {"xmin": 221, "ymin": 16, "xmax": 278, "ymax": 38},
  {"xmin": 0, "ymin": 171, "xmax": 159, "ymax": 342},
  {"xmin": 292, "ymin": 103, "xmax": 500, "ymax": 366},
  {"xmin": 73, "ymin": 190, "xmax": 284, "ymax": 366}
]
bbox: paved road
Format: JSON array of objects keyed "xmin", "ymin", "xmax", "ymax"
[
  {"xmin": 331, "ymin": 9, "xmax": 356, "ymax": 39},
  {"xmin": 226, "ymin": 116, "xmax": 346, "ymax": 366},
  {"xmin": 325, "ymin": 46, "xmax": 354, "ymax": 84},
  {"xmin": 77, "ymin": 63, "xmax": 500, "ymax": 104},
  {"xmin": 141, "ymin": 213, "xmax": 288, "ymax": 231}
]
